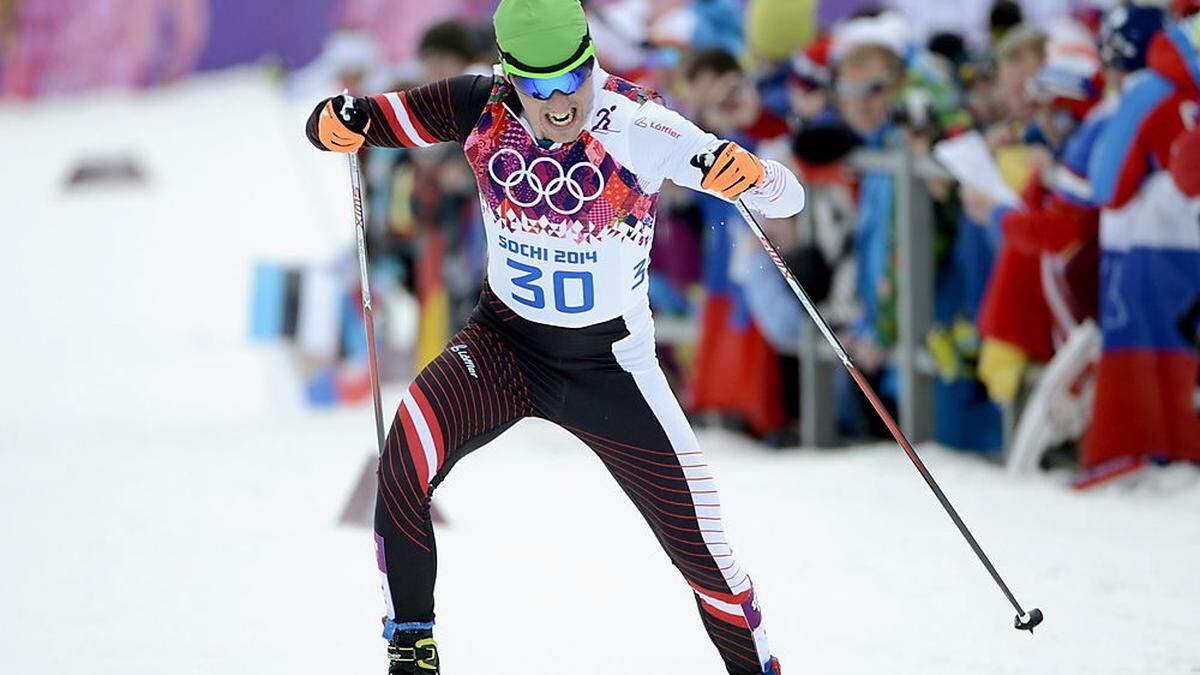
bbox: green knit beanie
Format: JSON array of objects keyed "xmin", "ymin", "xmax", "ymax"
[{"xmin": 494, "ymin": 0, "xmax": 594, "ymax": 78}]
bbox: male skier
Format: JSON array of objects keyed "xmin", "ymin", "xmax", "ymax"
[{"xmin": 306, "ymin": 1, "xmax": 805, "ymax": 672}]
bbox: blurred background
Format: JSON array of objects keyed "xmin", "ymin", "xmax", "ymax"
[{"xmin": 2, "ymin": 1, "xmax": 1199, "ymax": 673}]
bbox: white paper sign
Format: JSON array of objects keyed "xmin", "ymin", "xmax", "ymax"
[{"xmin": 933, "ymin": 131, "xmax": 1022, "ymax": 207}]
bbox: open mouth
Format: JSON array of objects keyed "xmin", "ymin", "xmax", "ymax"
[{"xmin": 545, "ymin": 107, "xmax": 577, "ymax": 128}]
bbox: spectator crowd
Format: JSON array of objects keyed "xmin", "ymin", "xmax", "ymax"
[{"xmin": 291, "ymin": 0, "xmax": 1200, "ymax": 486}]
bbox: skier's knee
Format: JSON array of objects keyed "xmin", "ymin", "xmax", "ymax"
[{"xmin": 377, "ymin": 417, "xmax": 434, "ymax": 503}]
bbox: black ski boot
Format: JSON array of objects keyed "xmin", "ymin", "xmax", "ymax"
[{"xmin": 386, "ymin": 625, "xmax": 439, "ymax": 674}]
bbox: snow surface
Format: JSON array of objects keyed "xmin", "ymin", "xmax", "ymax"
[{"xmin": 3, "ymin": 70, "xmax": 1200, "ymax": 675}]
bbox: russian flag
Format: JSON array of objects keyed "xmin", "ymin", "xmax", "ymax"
[
  {"xmin": 1084, "ymin": 173, "xmax": 1200, "ymax": 467},
  {"xmin": 688, "ymin": 197, "xmax": 787, "ymax": 437}
]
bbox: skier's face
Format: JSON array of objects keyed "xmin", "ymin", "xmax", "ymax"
[{"xmin": 512, "ymin": 72, "xmax": 596, "ymax": 144}]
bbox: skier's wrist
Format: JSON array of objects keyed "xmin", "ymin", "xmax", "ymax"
[{"xmin": 741, "ymin": 159, "xmax": 806, "ymax": 218}]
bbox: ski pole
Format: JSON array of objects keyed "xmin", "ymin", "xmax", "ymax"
[
  {"xmin": 730, "ymin": 194, "xmax": 1043, "ymax": 634},
  {"xmin": 339, "ymin": 96, "xmax": 448, "ymax": 526},
  {"xmin": 346, "ymin": 135, "xmax": 387, "ymax": 457}
]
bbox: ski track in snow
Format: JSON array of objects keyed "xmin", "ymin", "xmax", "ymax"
[{"xmin": 3, "ymin": 69, "xmax": 1199, "ymax": 675}]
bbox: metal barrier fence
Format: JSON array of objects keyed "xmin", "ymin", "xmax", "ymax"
[
  {"xmin": 654, "ymin": 148, "xmax": 953, "ymax": 448},
  {"xmin": 799, "ymin": 149, "xmax": 950, "ymax": 448}
]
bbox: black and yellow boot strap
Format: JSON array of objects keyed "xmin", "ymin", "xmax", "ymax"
[{"xmin": 389, "ymin": 636, "xmax": 439, "ymax": 672}]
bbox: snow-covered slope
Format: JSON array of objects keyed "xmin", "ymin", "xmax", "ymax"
[
  {"xmin": 4, "ymin": 413, "xmax": 1199, "ymax": 674},
  {"xmin": 2, "ymin": 71, "xmax": 1199, "ymax": 675},
  {"xmin": 0, "ymin": 69, "xmax": 351, "ymax": 433}
]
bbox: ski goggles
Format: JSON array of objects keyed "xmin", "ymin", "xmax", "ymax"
[
  {"xmin": 509, "ymin": 59, "xmax": 594, "ymax": 100},
  {"xmin": 835, "ymin": 77, "xmax": 893, "ymax": 101}
]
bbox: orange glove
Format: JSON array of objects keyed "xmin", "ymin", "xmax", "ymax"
[
  {"xmin": 697, "ymin": 141, "xmax": 764, "ymax": 201},
  {"xmin": 317, "ymin": 95, "xmax": 371, "ymax": 153}
]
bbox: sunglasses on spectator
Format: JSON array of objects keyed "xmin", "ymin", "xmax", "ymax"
[
  {"xmin": 510, "ymin": 59, "xmax": 594, "ymax": 100},
  {"xmin": 836, "ymin": 78, "xmax": 892, "ymax": 101}
]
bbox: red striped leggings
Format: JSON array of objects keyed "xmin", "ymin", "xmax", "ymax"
[{"xmin": 374, "ymin": 291, "xmax": 773, "ymax": 674}]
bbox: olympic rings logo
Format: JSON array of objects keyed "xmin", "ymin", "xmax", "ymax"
[{"xmin": 488, "ymin": 148, "xmax": 605, "ymax": 216}]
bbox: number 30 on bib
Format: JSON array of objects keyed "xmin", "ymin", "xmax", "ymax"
[{"xmin": 506, "ymin": 259, "xmax": 595, "ymax": 314}]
